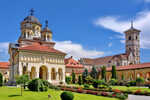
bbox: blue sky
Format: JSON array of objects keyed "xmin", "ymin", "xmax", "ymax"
[{"xmin": 0, "ymin": 0, "xmax": 150, "ymax": 62}]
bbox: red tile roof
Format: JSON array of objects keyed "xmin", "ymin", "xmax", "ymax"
[
  {"xmin": 19, "ymin": 45, "xmax": 66, "ymax": 55},
  {"xmin": 65, "ymin": 56, "xmax": 83, "ymax": 68},
  {"xmin": 0, "ymin": 62, "xmax": 10, "ymax": 69},
  {"xmin": 80, "ymin": 53, "xmax": 128, "ymax": 65},
  {"xmin": 106, "ymin": 62, "xmax": 150, "ymax": 71}
]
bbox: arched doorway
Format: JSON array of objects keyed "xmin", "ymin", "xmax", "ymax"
[
  {"xmin": 51, "ymin": 68, "xmax": 56, "ymax": 80},
  {"xmin": 23, "ymin": 66, "xmax": 27, "ymax": 75},
  {"xmin": 58, "ymin": 68, "xmax": 63, "ymax": 80},
  {"xmin": 30, "ymin": 67, "xmax": 36, "ymax": 79},
  {"xmin": 39, "ymin": 66, "xmax": 48, "ymax": 80}
]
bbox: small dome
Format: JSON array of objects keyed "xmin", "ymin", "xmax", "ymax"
[
  {"xmin": 22, "ymin": 16, "xmax": 41, "ymax": 26},
  {"xmin": 42, "ymin": 20, "xmax": 52, "ymax": 33},
  {"xmin": 42, "ymin": 27, "xmax": 52, "ymax": 33}
]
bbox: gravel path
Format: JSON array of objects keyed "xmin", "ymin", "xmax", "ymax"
[{"xmin": 128, "ymin": 95, "xmax": 150, "ymax": 100}]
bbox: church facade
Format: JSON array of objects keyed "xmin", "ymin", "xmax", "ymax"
[
  {"xmin": 80, "ymin": 23, "xmax": 141, "ymax": 69},
  {"xmin": 9, "ymin": 9, "xmax": 66, "ymax": 84}
]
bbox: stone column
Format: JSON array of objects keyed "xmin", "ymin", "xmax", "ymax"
[
  {"xmin": 47, "ymin": 67, "xmax": 51, "ymax": 82},
  {"xmin": 36, "ymin": 67, "xmax": 39, "ymax": 78}
]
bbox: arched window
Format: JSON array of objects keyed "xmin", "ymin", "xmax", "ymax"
[
  {"xmin": 128, "ymin": 36, "xmax": 131, "ymax": 40},
  {"xmin": 136, "ymin": 36, "xmax": 138, "ymax": 40},
  {"xmin": 58, "ymin": 68, "xmax": 63, "ymax": 80},
  {"xmin": 23, "ymin": 66, "xmax": 27, "ymax": 75},
  {"xmin": 51, "ymin": 68, "xmax": 56, "ymax": 80}
]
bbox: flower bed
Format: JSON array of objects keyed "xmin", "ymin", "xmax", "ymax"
[{"xmin": 59, "ymin": 86, "xmax": 128, "ymax": 100}]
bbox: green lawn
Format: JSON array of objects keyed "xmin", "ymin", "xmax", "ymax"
[
  {"xmin": 111, "ymin": 86, "xmax": 150, "ymax": 92},
  {"xmin": 0, "ymin": 87, "xmax": 118, "ymax": 100}
]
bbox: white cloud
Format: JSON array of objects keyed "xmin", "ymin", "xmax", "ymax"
[
  {"xmin": 144, "ymin": 0, "xmax": 150, "ymax": 2},
  {"xmin": 94, "ymin": 10, "xmax": 150, "ymax": 49},
  {"xmin": 54, "ymin": 41, "xmax": 104, "ymax": 59},
  {"xmin": 0, "ymin": 42, "xmax": 9, "ymax": 61}
]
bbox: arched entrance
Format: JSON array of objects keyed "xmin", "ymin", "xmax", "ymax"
[
  {"xmin": 23, "ymin": 66, "xmax": 27, "ymax": 75},
  {"xmin": 58, "ymin": 68, "xmax": 63, "ymax": 80},
  {"xmin": 51, "ymin": 68, "xmax": 56, "ymax": 80},
  {"xmin": 30, "ymin": 67, "xmax": 36, "ymax": 79},
  {"xmin": 39, "ymin": 66, "xmax": 48, "ymax": 80}
]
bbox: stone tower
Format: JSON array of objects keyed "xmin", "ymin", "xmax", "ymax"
[{"xmin": 124, "ymin": 21, "xmax": 141, "ymax": 64}]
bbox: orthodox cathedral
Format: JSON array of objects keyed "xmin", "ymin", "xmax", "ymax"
[{"xmin": 9, "ymin": 9, "xmax": 66, "ymax": 84}]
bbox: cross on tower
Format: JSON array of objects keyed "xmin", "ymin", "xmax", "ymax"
[
  {"xmin": 131, "ymin": 20, "xmax": 133, "ymax": 29},
  {"xmin": 45, "ymin": 20, "xmax": 48, "ymax": 27},
  {"xmin": 30, "ymin": 8, "xmax": 34, "ymax": 16}
]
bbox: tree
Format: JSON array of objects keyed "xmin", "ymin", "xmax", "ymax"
[
  {"xmin": 0, "ymin": 73, "xmax": 3, "ymax": 86},
  {"xmin": 16, "ymin": 75, "xmax": 29, "ymax": 96},
  {"xmin": 72, "ymin": 70, "xmax": 76, "ymax": 84},
  {"xmin": 101, "ymin": 66, "xmax": 106, "ymax": 81},
  {"xmin": 78, "ymin": 75, "xmax": 82, "ymax": 85},
  {"xmin": 136, "ymin": 77, "xmax": 145, "ymax": 86},
  {"xmin": 90, "ymin": 66, "xmax": 98, "ymax": 79},
  {"xmin": 82, "ymin": 68, "xmax": 88, "ymax": 84},
  {"xmin": 111, "ymin": 65, "xmax": 117, "ymax": 79},
  {"xmin": 16, "ymin": 75, "xmax": 29, "ymax": 89}
]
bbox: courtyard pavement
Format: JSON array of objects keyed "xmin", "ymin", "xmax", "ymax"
[{"xmin": 128, "ymin": 95, "xmax": 150, "ymax": 100}]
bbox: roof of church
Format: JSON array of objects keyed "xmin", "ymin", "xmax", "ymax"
[
  {"xmin": 0, "ymin": 62, "xmax": 10, "ymax": 69},
  {"xmin": 80, "ymin": 53, "xmax": 128, "ymax": 66},
  {"xmin": 19, "ymin": 44, "xmax": 66, "ymax": 55},
  {"xmin": 106, "ymin": 62, "xmax": 150, "ymax": 71},
  {"xmin": 65, "ymin": 56, "xmax": 83, "ymax": 68}
]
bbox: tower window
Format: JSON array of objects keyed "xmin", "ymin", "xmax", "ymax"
[
  {"xmin": 136, "ymin": 36, "xmax": 138, "ymax": 40},
  {"xmin": 129, "ymin": 36, "xmax": 131, "ymax": 40}
]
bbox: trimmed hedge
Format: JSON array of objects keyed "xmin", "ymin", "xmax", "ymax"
[{"xmin": 60, "ymin": 91, "xmax": 74, "ymax": 100}]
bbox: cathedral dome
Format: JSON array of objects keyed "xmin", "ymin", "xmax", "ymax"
[
  {"xmin": 22, "ymin": 16, "xmax": 41, "ymax": 26},
  {"xmin": 21, "ymin": 9, "xmax": 42, "ymax": 26}
]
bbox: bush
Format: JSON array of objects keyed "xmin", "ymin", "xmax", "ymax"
[
  {"xmin": 109, "ymin": 79, "xmax": 118, "ymax": 85},
  {"xmin": 128, "ymin": 80, "xmax": 136, "ymax": 86},
  {"xmin": 60, "ymin": 91, "xmax": 74, "ymax": 100},
  {"xmin": 28, "ymin": 78, "xmax": 48, "ymax": 92},
  {"xmin": 66, "ymin": 76, "xmax": 72, "ymax": 84},
  {"xmin": 84, "ymin": 84, "xmax": 90, "ymax": 89},
  {"xmin": 0, "ymin": 73, "xmax": 3, "ymax": 86},
  {"xmin": 136, "ymin": 77, "xmax": 145, "ymax": 86},
  {"xmin": 92, "ymin": 80, "xmax": 99, "ymax": 88}
]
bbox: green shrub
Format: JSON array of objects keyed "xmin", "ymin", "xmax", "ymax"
[
  {"xmin": 128, "ymin": 80, "xmax": 136, "ymax": 86},
  {"xmin": 60, "ymin": 91, "xmax": 74, "ymax": 100},
  {"xmin": 66, "ymin": 76, "xmax": 72, "ymax": 84},
  {"xmin": 109, "ymin": 79, "xmax": 118, "ymax": 85},
  {"xmin": 28, "ymin": 78, "xmax": 48, "ymax": 92},
  {"xmin": 0, "ymin": 73, "xmax": 3, "ymax": 86},
  {"xmin": 92, "ymin": 80, "xmax": 99, "ymax": 88},
  {"xmin": 136, "ymin": 77, "xmax": 145, "ymax": 86},
  {"xmin": 84, "ymin": 84, "xmax": 90, "ymax": 89}
]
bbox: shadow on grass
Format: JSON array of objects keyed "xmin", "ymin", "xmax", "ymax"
[{"xmin": 8, "ymin": 94, "xmax": 21, "ymax": 97}]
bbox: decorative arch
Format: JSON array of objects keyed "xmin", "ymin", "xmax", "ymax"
[
  {"xmin": 39, "ymin": 66, "xmax": 48, "ymax": 80},
  {"xmin": 30, "ymin": 67, "xmax": 36, "ymax": 79},
  {"xmin": 58, "ymin": 68, "xmax": 63, "ymax": 80},
  {"xmin": 51, "ymin": 68, "xmax": 56, "ymax": 80},
  {"xmin": 23, "ymin": 66, "xmax": 27, "ymax": 75}
]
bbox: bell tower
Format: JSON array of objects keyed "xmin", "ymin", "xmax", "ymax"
[{"xmin": 124, "ymin": 21, "xmax": 141, "ymax": 64}]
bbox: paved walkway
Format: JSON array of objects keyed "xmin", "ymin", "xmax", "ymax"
[{"xmin": 128, "ymin": 95, "xmax": 150, "ymax": 100}]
